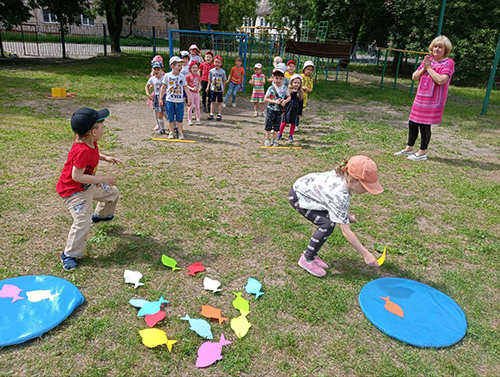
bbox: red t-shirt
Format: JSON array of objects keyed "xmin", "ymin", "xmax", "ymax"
[
  {"xmin": 230, "ymin": 66, "xmax": 245, "ymax": 85},
  {"xmin": 186, "ymin": 73, "xmax": 201, "ymax": 92},
  {"xmin": 56, "ymin": 141, "xmax": 99, "ymax": 197},
  {"xmin": 200, "ymin": 62, "xmax": 215, "ymax": 82}
]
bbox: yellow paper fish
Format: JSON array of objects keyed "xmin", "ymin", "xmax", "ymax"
[
  {"xmin": 139, "ymin": 328, "xmax": 177, "ymax": 352},
  {"xmin": 230, "ymin": 313, "xmax": 252, "ymax": 339},
  {"xmin": 377, "ymin": 246, "xmax": 387, "ymax": 266}
]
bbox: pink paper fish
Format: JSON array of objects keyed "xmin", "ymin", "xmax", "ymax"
[
  {"xmin": 145, "ymin": 310, "xmax": 166, "ymax": 327},
  {"xmin": 186, "ymin": 262, "xmax": 205, "ymax": 276},
  {"xmin": 0, "ymin": 284, "xmax": 25, "ymax": 303},
  {"xmin": 196, "ymin": 333, "xmax": 231, "ymax": 368}
]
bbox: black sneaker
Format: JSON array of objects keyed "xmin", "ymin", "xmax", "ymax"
[
  {"xmin": 174, "ymin": 126, "xmax": 179, "ymax": 135},
  {"xmin": 207, "ymin": 114, "xmax": 214, "ymax": 120},
  {"xmin": 216, "ymin": 114, "xmax": 222, "ymax": 121},
  {"xmin": 91, "ymin": 214, "xmax": 115, "ymax": 223},
  {"xmin": 61, "ymin": 252, "xmax": 78, "ymax": 271}
]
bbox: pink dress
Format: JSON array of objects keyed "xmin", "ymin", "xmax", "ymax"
[{"xmin": 409, "ymin": 57, "xmax": 455, "ymax": 125}]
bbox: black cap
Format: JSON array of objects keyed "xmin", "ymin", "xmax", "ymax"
[{"xmin": 71, "ymin": 107, "xmax": 110, "ymax": 135}]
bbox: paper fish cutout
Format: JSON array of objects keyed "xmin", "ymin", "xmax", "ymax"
[
  {"xmin": 232, "ymin": 291, "xmax": 250, "ymax": 315},
  {"xmin": 161, "ymin": 255, "xmax": 181, "ymax": 271},
  {"xmin": 139, "ymin": 328, "xmax": 177, "ymax": 351},
  {"xmin": 25, "ymin": 290, "xmax": 60, "ymax": 303},
  {"xmin": 0, "ymin": 284, "xmax": 25, "ymax": 303},
  {"xmin": 377, "ymin": 246, "xmax": 387, "ymax": 266},
  {"xmin": 196, "ymin": 333, "xmax": 231, "ymax": 368},
  {"xmin": 145, "ymin": 310, "xmax": 166, "ymax": 327},
  {"xmin": 380, "ymin": 296, "xmax": 404, "ymax": 318},
  {"xmin": 129, "ymin": 296, "xmax": 169, "ymax": 317},
  {"xmin": 124, "ymin": 270, "xmax": 144, "ymax": 288},
  {"xmin": 203, "ymin": 277, "xmax": 222, "ymax": 293},
  {"xmin": 180, "ymin": 314, "xmax": 213, "ymax": 339},
  {"xmin": 186, "ymin": 262, "xmax": 205, "ymax": 276},
  {"xmin": 201, "ymin": 305, "xmax": 229, "ymax": 324},
  {"xmin": 230, "ymin": 312, "xmax": 252, "ymax": 338},
  {"xmin": 245, "ymin": 278, "xmax": 264, "ymax": 299}
]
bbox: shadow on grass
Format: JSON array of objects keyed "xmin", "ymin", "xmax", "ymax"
[{"xmin": 432, "ymin": 156, "xmax": 500, "ymax": 171}]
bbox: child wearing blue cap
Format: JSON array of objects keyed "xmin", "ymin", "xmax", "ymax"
[
  {"xmin": 146, "ymin": 61, "xmax": 167, "ymax": 134},
  {"xmin": 56, "ymin": 107, "xmax": 122, "ymax": 271}
]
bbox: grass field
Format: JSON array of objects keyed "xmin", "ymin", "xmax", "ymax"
[{"xmin": 0, "ymin": 55, "xmax": 499, "ymax": 377}]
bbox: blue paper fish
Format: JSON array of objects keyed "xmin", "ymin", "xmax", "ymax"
[
  {"xmin": 245, "ymin": 278, "xmax": 264, "ymax": 299},
  {"xmin": 180, "ymin": 314, "xmax": 213, "ymax": 339},
  {"xmin": 232, "ymin": 291, "xmax": 250, "ymax": 315},
  {"xmin": 129, "ymin": 296, "xmax": 169, "ymax": 317}
]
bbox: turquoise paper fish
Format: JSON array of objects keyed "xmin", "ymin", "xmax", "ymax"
[
  {"xmin": 180, "ymin": 314, "xmax": 213, "ymax": 339},
  {"xmin": 129, "ymin": 296, "xmax": 169, "ymax": 317},
  {"xmin": 245, "ymin": 278, "xmax": 264, "ymax": 299}
]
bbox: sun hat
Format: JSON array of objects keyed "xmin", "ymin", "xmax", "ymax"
[
  {"xmin": 189, "ymin": 61, "xmax": 199, "ymax": 70},
  {"xmin": 290, "ymin": 73, "xmax": 302, "ymax": 82},
  {"xmin": 345, "ymin": 156, "xmax": 383, "ymax": 194},
  {"xmin": 254, "ymin": 63, "xmax": 262, "ymax": 69},
  {"xmin": 71, "ymin": 107, "xmax": 109, "ymax": 136},
  {"xmin": 302, "ymin": 60, "xmax": 315, "ymax": 72},
  {"xmin": 189, "ymin": 44, "xmax": 200, "ymax": 51},
  {"xmin": 180, "ymin": 50, "xmax": 190, "ymax": 58},
  {"xmin": 287, "ymin": 60, "xmax": 296, "ymax": 66},
  {"xmin": 152, "ymin": 61, "xmax": 162, "ymax": 69},
  {"xmin": 169, "ymin": 56, "xmax": 183, "ymax": 65}
]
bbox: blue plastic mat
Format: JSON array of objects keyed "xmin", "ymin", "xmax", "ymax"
[
  {"xmin": 359, "ymin": 277, "xmax": 466, "ymax": 347},
  {"xmin": 0, "ymin": 275, "xmax": 84, "ymax": 347}
]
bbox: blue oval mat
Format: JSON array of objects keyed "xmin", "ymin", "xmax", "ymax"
[
  {"xmin": 359, "ymin": 277, "xmax": 467, "ymax": 347},
  {"xmin": 0, "ymin": 275, "xmax": 84, "ymax": 347}
]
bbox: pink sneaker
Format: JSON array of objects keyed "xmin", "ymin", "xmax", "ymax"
[
  {"xmin": 298, "ymin": 255, "xmax": 326, "ymax": 277},
  {"xmin": 314, "ymin": 255, "xmax": 329, "ymax": 269}
]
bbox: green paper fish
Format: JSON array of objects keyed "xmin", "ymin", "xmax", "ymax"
[
  {"xmin": 232, "ymin": 291, "xmax": 250, "ymax": 315},
  {"xmin": 161, "ymin": 255, "xmax": 181, "ymax": 271}
]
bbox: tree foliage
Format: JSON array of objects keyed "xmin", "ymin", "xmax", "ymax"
[
  {"xmin": 267, "ymin": 0, "xmax": 314, "ymax": 40},
  {"xmin": 0, "ymin": 0, "xmax": 32, "ymax": 29}
]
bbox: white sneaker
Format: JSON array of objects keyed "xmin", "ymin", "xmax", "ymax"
[
  {"xmin": 232, "ymin": 103, "xmax": 236, "ymax": 108},
  {"xmin": 394, "ymin": 149, "xmax": 414, "ymax": 156},
  {"xmin": 272, "ymin": 139, "xmax": 279, "ymax": 147},
  {"xmin": 254, "ymin": 112, "xmax": 258, "ymax": 117},
  {"xmin": 196, "ymin": 119, "xmax": 201, "ymax": 125},
  {"xmin": 264, "ymin": 139, "xmax": 271, "ymax": 147},
  {"xmin": 187, "ymin": 120, "xmax": 192, "ymax": 126},
  {"xmin": 154, "ymin": 125, "xmax": 159, "ymax": 131},
  {"xmin": 179, "ymin": 132, "xmax": 185, "ymax": 140},
  {"xmin": 168, "ymin": 132, "xmax": 174, "ymax": 139},
  {"xmin": 222, "ymin": 103, "xmax": 227, "ymax": 108},
  {"xmin": 408, "ymin": 153, "xmax": 427, "ymax": 161}
]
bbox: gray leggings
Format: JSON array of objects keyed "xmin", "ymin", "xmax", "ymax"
[{"xmin": 289, "ymin": 187, "xmax": 336, "ymax": 260}]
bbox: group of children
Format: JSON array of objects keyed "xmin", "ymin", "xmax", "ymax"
[{"xmin": 145, "ymin": 48, "xmax": 315, "ymax": 146}]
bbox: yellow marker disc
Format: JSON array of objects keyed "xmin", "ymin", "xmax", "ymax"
[
  {"xmin": 153, "ymin": 138, "xmax": 196, "ymax": 143},
  {"xmin": 260, "ymin": 146, "xmax": 302, "ymax": 150}
]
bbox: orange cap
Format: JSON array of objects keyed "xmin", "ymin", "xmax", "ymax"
[{"xmin": 345, "ymin": 156, "xmax": 383, "ymax": 194}]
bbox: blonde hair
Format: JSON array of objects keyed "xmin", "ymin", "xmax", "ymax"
[
  {"xmin": 273, "ymin": 56, "xmax": 282, "ymax": 67},
  {"xmin": 429, "ymin": 35, "xmax": 452, "ymax": 57},
  {"xmin": 289, "ymin": 77, "xmax": 304, "ymax": 100},
  {"xmin": 334, "ymin": 158, "xmax": 350, "ymax": 179}
]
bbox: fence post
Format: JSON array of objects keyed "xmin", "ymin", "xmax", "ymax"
[
  {"xmin": 152, "ymin": 26, "xmax": 156, "ymax": 56},
  {"xmin": 393, "ymin": 51, "xmax": 402, "ymax": 89},
  {"xmin": 60, "ymin": 24, "xmax": 66, "ymax": 59},
  {"xmin": 103, "ymin": 25, "xmax": 107, "ymax": 56},
  {"xmin": 0, "ymin": 28, "xmax": 4, "ymax": 58}
]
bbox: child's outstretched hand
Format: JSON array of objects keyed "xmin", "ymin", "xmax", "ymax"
[
  {"xmin": 364, "ymin": 253, "xmax": 379, "ymax": 267},
  {"xmin": 349, "ymin": 214, "xmax": 358, "ymax": 223},
  {"xmin": 105, "ymin": 156, "xmax": 122, "ymax": 165},
  {"xmin": 102, "ymin": 176, "xmax": 118, "ymax": 186}
]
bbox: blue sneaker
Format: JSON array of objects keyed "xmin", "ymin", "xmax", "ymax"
[
  {"xmin": 276, "ymin": 134, "xmax": 282, "ymax": 140},
  {"xmin": 91, "ymin": 214, "xmax": 114, "ymax": 223},
  {"xmin": 288, "ymin": 136, "xmax": 294, "ymax": 142},
  {"xmin": 61, "ymin": 252, "xmax": 78, "ymax": 271}
]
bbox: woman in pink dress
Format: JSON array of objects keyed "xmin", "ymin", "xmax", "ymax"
[{"xmin": 394, "ymin": 36, "xmax": 455, "ymax": 161}]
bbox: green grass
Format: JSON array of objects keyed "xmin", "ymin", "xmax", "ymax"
[{"xmin": 0, "ymin": 56, "xmax": 499, "ymax": 376}]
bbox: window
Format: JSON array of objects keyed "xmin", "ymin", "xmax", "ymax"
[
  {"xmin": 42, "ymin": 9, "xmax": 57, "ymax": 23},
  {"xmin": 81, "ymin": 15, "xmax": 95, "ymax": 26},
  {"xmin": 260, "ymin": 18, "xmax": 264, "ymax": 26}
]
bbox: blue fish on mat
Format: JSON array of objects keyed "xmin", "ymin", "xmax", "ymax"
[
  {"xmin": 245, "ymin": 278, "xmax": 264, "ymax": 299},
  {"xmin": 129, "ymin": 296, "xmax": 169, "ymax": 317},
  {"xmin": 180, "ymin": 314, "xmax": 213, "ymax": 339}
]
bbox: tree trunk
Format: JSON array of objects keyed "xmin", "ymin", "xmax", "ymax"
[
  {"xmin": 176, "ymin": 0, "xmax": 200, "ymax": 51},
  {"xmin": 350, "ymin": 5, "xmax": 365, "ymax": 55},
  {"xmin": 105, "ymin": 1, "xmax": 123, "ymax": 53}
]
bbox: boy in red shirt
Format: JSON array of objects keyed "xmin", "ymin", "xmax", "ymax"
[
  {"xmin": 223, "ymin": 56, "xmax": 245, "ymax": 108},
  {"xmin": 56, "ymin": 107, "xmax": 121, "ymax": 271},
  {"xmin": 200, "ymin": 51, "xmax": 215, "ymax": 112}
]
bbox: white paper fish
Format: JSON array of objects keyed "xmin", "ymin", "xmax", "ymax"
[
  {"xmin": 25, "ymin": 290, "xmax": 60, "ymax": 303},
  {"xmin": 124, "ymin": 270, "xmax": 144, "ymax": 289},
  {"xmin": 203, "ymin": 277, "xmax": 222, "ymax": 293}
]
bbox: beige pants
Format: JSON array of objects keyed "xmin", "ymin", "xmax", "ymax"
[{"xmin": 63, "ymin": 184, "xmax": 119, "ymax": 258}]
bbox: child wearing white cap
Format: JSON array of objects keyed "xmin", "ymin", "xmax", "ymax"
[
  {"xmin": 249, "ymin": 63, "xmax": 266, "ymax": 117},
  {"xmin": 301, "ymin": 60, "xmax": 314, "ymax": 110}
]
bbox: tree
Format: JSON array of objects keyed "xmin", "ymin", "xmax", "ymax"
[
  {"xmin": 0, "ymin": 0, "xmax": 32, "ymax": 29},
  {"xmin": 215, "ymin": 0, "xmax": 257, "ymax": 32},
  {"xmin": 123, "ymin": 0, "xmax": 154, "ymax": 38},
  {"xmin": 267, "ymin": 0, "xmax": 315, "ymax": 41}
]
